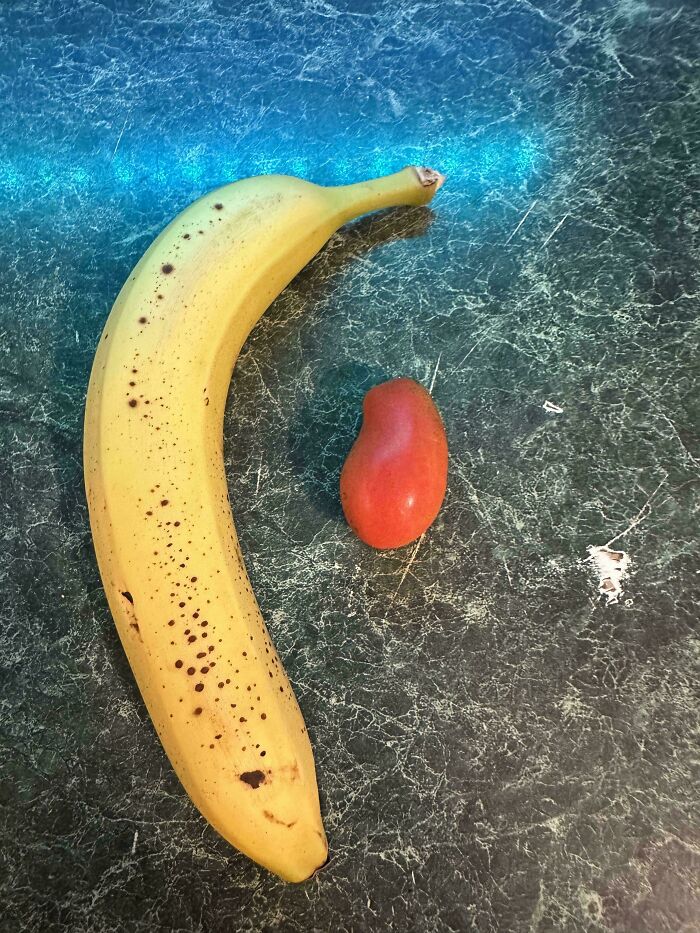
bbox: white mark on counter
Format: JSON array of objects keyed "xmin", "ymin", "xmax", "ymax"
[
  {"xmin": 457, "ymin": 334, "xmax": 488, "ymax": 368},
  {"xmin": 543, "ymin": 400, "xmax": 563, "ymax": 413},
  {"xmin": 503, "ymin": 559, "xmax": 514, "ymax": 587},
  {"xmin": 393, "ymin": 534, "xmax": 425, "ymax": 601},
  {"xmin": 586, "ymin": 475, "xmax": 668, "ymax": 604},
  {"xmin": 111, "ymin": 117, "xmax": 128, "ymax": 162},
  {"xmin": 587, "ymin": 546, "xmax": 629, "ymax": 604},
  {"xmin": 428, "ymin": 353, "xmax": 441, "ymax": 394},
  {"xmin": 505, "ymin": 199, "xmax": 538, "ymax": 244},
  {"xmin": 255, "ymin": 453, "xmax": 263, "ymax": 496},
  {"xmin": 541, "ymin": 214, "xmax": 568, "ymax": 248}
]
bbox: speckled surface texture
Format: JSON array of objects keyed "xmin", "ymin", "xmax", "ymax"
[{"xmin": 1, "ymin": 1, "xmax": 699, "ymax": 931}]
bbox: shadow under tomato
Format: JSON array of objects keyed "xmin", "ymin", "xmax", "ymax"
[
  {"xmin": 288, "ymin": 361, "xmax": 389, "ymax": 521},
  {"xmin": 286, "ymin": 205, "xmax": 437, "ymax": 521}
]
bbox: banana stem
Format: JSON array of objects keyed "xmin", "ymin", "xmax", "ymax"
[{"xmin": 328, "ymin": 165, "xmax": 446, "ymax": 223}]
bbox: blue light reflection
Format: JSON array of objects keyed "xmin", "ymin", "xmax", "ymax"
[{"xmin": 0, "ymin": 130, "xmax": 544, "ymax": 211}]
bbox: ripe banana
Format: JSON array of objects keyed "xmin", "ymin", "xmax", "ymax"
[{"xmin": 83, "ymin": 165, "xmax": 445, "ymax": 882}]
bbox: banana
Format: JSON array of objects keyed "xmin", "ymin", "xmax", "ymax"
[{"xmin": 83, "ymin": 165, "xmax": 445, "ymax": 882}]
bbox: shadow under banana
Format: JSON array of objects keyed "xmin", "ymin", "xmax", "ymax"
[{"xmin": 283, "ymin": 205, "xmax": 438, "ymax": 522}]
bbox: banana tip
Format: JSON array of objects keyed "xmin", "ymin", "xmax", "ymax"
[{"xmin": 413, "ymin": 166, "xmax": 447, "ymax": 190}]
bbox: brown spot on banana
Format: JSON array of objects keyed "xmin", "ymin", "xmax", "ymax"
[
  {"xmin": 239, "ymin": 770, "xmax": 265, "ymax": 789},
  {"xmin": 263, "ymin": 810, "xmax": 297, "ymax": 828}
]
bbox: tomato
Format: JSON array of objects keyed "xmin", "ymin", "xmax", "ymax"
[{"xmin": 340, "ymin": 377, "xmax": 448, "ymax": 549}]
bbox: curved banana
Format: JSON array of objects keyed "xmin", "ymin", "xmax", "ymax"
[{"xmin": 83, "ymin": 165, "xmax": 445, "ymax": 882}]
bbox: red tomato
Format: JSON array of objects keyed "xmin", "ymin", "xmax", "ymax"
[{"xmin": 340, "ymin": 377, "xmax": 448, "ymax": 549}]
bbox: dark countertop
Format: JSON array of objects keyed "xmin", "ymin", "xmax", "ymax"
[{"xmin": 1, "ymin": 2, "xmax": 699, "ymax": 931}]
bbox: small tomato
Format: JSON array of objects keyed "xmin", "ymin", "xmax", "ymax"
[{"xmin": 340, "ymin": 377, "xmax": 448, "ymax": 549}]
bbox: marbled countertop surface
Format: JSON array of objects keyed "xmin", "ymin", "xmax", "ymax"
[{"xmin": 1, "ymin": 2, "xmax": 699, "ymax": 931}]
